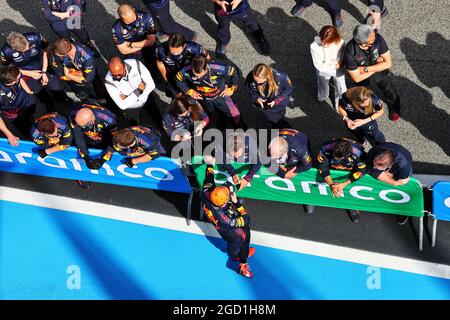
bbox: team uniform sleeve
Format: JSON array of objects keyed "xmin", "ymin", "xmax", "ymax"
[
  {"xmin": 161, "ymin": 112, "xmax": 175, "ymax": 137},
  {"xmin": 71, "ymin": 123, "xmax": 90, "ymax": 158},
  {"xmin": 344, "ymin": 42, "xmax": 359, "ymax": 71},
  {"xmin": 317, "ymin": 146, "xmax": 331, "ymax": 178},
  {"xmin": 244, "ymin": 72, "xmax": 260, "ymax": 103},
  {"xmin": 0, "ymin": 48, "xmax": 11, "ymax": 65},
  {"xmin": 40, "ymin": 0, "xmax": 61, "ymax": 22},
  {"xmin": 58, "ymin": 118, "xmax": 73, "ymax": 148},
  {"xmin": 175, "ymin": 70, "xmax": 191, "ymax": 94},
  {"xmin": 81, "ymin": 55, "xmax": 96, "ymax": 84},
  {"xmin": 272, "ymin": 72, "xmax": 293, "ymax": 107},
  {"xmin": 144, "ymin": 13, "xmax": 156, "ymax": 34},
  {"xmin": 244, "ymin": 159, "xmax": 261, "ymax": 182},
  {"xmin": 31, "ymin": 125, "xmax": 46, "ymax": 146},
  {"xmin": 202, "ymin": 164, "xmax": 216, "ymax": 193},
  {"xmin": 112, "ymin": 24, "xmax": 125, "ymax": 45},
  {"xmin": 226, "ymin": 63, "xmax": 240, "ymax": 87},
  {"xmin": 296, "ymin": 149, "xmax": 313, "ymax": 173},
  {"xmin": 349, "ymin": 155, "xmax": 367, "ymax": 182},
  {"xmin": 102, "ymin": 109, "xmax": 118, "ymax": 131},
  {"xmin": 50, "ymin": 55, "xmax": 65, "ymax": 77}
]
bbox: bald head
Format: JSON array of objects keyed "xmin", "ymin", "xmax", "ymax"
[
  {"xmin": 75, "ymin": 108, "xmax": 95, "ymax": 127},
  {"xmin": 118, "ymin": 4, "xmax": 137, "ymax": 24},
  {"xmin": 269, "ymin": 137, "xmax": 288, "ymax": 160},
  {"xmin": 108, "ymin": 56, "xmax": 125, "ymax": 77}
]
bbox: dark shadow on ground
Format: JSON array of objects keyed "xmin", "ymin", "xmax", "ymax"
[
  {"xmin": 393, "ymin": 75, "xmax": 450, "ymax": 158},
  {"xmin": 173, "ymin": 0, "xmax": 218, "ymax": 41},
  {"xmin": 5, "ymin": 0, "xmax": 119, "ymax": 61},
  {"xmin": 0, "ymin": 19, "xmax": 36, "ymax": 43},
  {"xmin": 261, "ymin": 7, "xmax": 350, "ymax": 154},
  {"xmin": 50, "ymin": 201, "xmax": 153, "ymax": 299},
  {"xmin": 400, "ymin": 32, "xmax": 450, "ymax": 100}
]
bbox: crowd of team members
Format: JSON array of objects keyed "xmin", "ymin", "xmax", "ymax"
[{"xmin": 0, "ymin": 0, "xmax": 414, "ymax": 278}]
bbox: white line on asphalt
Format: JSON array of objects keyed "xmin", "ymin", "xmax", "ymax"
[{"xmin": 1, "ymin": 186, "xmax": 449, "ymax": 280}]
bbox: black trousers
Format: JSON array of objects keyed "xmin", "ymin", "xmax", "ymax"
[
  {"xmin": 360, "ymin": 71, "xmax": 401, "ymax": 114},
  {"xmin": 48, "ymin": 20, "xmax": 91, "ymax": 45},
  {"xmin": 145, "ymin": 1, "xmax": 195, "ymax": 41},
  {"xmin": 214, "ymin": 6, "xmax": 260, "ymax": 45},
  {"xmin": 219, "ymin": 226, "xmax": 251, "ymax": 264},
  {"xmin": 66, "ymin": 73, "xmax": 106, "ymax": 105},
  {"xmin": 350, "ymin": 120, "xmax": 386, "ymax": 145},
  {"xmin": 200, "ymin": 96, "xmax": 242, "ymax": 129},
  {"xmin": 296, "ymin": 0, "xmax": 341, "ymax": 15},
  {"xmin": 121, "ymin": 93, "xmax": 162, "ymax": 129}
]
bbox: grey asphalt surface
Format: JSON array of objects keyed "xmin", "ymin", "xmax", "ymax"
[
  {"xmin": 0, "ymin": 1, "xmax": 450, "ymax": 267},
  {"xmin": 0, "ymin": 0, "xmax": 449, "ymax": 173}
]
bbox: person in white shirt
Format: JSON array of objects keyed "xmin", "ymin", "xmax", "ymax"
[
  {"xmin": 105, "ymin": 56, "xmax": 157, "ymax": 125},
  {"xmin": 310, "ymin": 25, "xmax": 347, "ymax": 110}
]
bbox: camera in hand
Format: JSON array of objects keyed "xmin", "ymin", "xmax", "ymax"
[
  {"xmin": 225, "ymin": 0, "xmax": 233, "ymax": 13},
  {"xmin": 263, "ymin": 100, "xmax": 273, "ymax": 109}
]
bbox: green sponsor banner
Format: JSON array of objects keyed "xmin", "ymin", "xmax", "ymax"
[{"xmin": 191, "ymin": 156, "xmax": 424, "ymax": 217}]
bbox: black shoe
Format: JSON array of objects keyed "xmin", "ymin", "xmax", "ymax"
[
  {"xmin": 348, "ymin": 210, "xmax": 360, "ymax": 223},
  {"xmin": 396, "ymin": 215, "xmax": 409, "ymax": 225},
  {"xmin": 76, "ymin": 180, "xmax": 91, "ymax": 190},
  {"xmin": 290, "ymin": 4, "xmax": 306, "ymax": 17},
  {"xmin": 332, "ymin": 13, "xmax": 344, "ymax": 28},
  {"xmin": 215, "ymin": 43, "xmax": 228, "ymax": 59},
  {"xmin": 304, "ymin": 205, "xmax": 315, "ymax": 215},
  {"xmin": 252, "ymin": 28, "xmax": 271, "ymax": 55}
]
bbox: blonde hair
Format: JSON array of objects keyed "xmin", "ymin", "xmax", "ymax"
[
  {"xmin": 269, "ymin": 137, "xmax": 288, "ymax": 157},
  {"xmin": 252, "ymin": 64, "xmax": 278, "ymax": 97},
  {"xmin": 7, "ymin": 32, "xmax": 28, "ymax": 51},
  {"xmin": 346, "ymin": 86, "xmax": 374, "ymax": 115}
]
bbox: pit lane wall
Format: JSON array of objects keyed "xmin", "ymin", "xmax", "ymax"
[
  {"xmin": 0, "ymin": 138, "xmax": 192, "ymax": 194},
  {"xmin": 191, "ymin": 156, "xmax": 424, "ymax": 217}
]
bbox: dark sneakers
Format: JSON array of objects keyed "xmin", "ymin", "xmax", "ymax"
[
  {"xmin": 76, "ymin": 180, "xmax": 91, "ymax": 190},
  {"xmin": 291, "ymin": 4, "xmax": 306, "ymax": 17},
  {"xmin": 232, "ymin": 247, "xmax": 256, "ymax": 261},
  {"xmin": 333, "ymin": 13, "xmax": 344, "ymax": 28},
  {"xmin": 348, "ymin": 210, "xmax": 360, "ymax": 223},
  {"xmin": 215, "ymin": 42, "xmax": 228, "ymax": 59}
]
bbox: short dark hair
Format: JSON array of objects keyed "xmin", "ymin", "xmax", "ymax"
[
  {"xmin": 53, "ymin": 37, "xmax": 72, "ymax": 55},
  {"xmin": 38, "ymin": 118, "xmax": 56, "ymax": 135},
  {"xmin": 333, "ymin": 140, "xmax": 353, "ymax": 159},
  {"xmin": 192, "ymin": 56, "xmax": 207, "ymax": 74},
  {"xmin": 113, "ymin": 129, "xmax": 135, "ymax": 147},
  {"xmin": 167, "ymin": 96, "xmax": 201, "ymax": 120},
  {"xmin": 168, "ymin": 33, "xmax": 186, "ymax": 48},
  {"xmin": 0, "ymin": 65, "xmax": 20, "ymax": 84}
]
